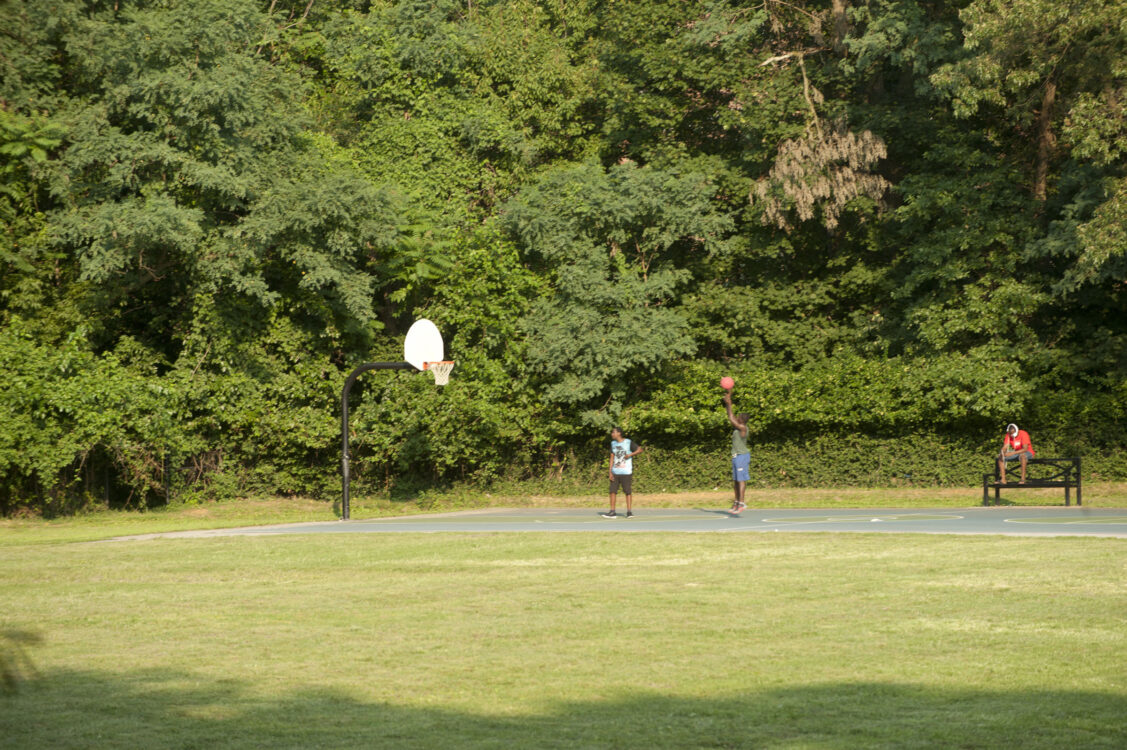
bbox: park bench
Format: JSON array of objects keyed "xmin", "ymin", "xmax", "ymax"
[{"xmin": 982, "ymin": 457, "xmax": 1082, "ymax": 506}]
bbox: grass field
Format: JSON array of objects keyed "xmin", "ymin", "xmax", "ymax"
[{"xmin": 3, "ymin": 490, "xmax": 1126, "ymax": 748}]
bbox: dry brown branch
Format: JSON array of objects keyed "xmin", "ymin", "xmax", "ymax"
[{"xmin": 751, "ymin": 122, "xmax": 890, "ymax": 231}]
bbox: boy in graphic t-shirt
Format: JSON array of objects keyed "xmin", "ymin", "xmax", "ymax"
[
  {"xmin": 998, "ymin": 423, "xmax": 1035, "ymax": 484},
  {"xmin": 602, "ymin": 428, "xmax": 643, "ymax": 519}
]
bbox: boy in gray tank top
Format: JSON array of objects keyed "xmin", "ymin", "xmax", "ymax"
[{"xmin": 722, "ymin": 391, "xmax": 751, "ymax": 514}]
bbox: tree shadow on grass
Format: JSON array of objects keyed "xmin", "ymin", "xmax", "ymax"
[
  {"xmin": 0, "ymin": 630, "xmax": 41, "ymax": 694},
  {"xmin": 2, "ymin": 668, "xmax": 1124, "ymax": 749}
]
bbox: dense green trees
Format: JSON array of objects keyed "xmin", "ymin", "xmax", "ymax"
[{"xmin": 1, "ymin": 0, "xmax": 1124, "ymax": 514}]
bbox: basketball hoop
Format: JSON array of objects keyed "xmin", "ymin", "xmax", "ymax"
[{"xmin": 424, "ymin": 361, "xmax": 455, "ymax": 385}]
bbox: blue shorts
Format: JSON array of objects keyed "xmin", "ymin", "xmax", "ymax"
[
  {"xmin": 731, "ymin": 453, "xmax": 750, "ymax": 482},
  {"xmin": 1001, "ymin": 451, "xmax": 1033, "ymax": 463}
]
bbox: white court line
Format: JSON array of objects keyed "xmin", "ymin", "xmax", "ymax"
[
  {"xmin": 1004, "ymin": 516, "xmax": 1127, "ymax": 525},
  {"xmin": 761, "ymin": 514, "xmax": 964, "ymax": 525}
]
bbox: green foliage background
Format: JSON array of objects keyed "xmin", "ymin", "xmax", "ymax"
[{"xmin": 1, "ymin": 0, "xmax": 1125, "ymax": 514}]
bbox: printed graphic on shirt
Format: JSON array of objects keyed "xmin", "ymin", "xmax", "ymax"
[
  {"xmin": 1006, "ymin": 430, "xmax": 1034, "ymax": 455},
  {"xmin": 611, "ymin": 439, "xmax": 633, "ymax": 475}
]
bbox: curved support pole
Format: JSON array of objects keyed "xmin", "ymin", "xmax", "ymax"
[{"xmin": 341, "ymin": 362, "xmax": 414, "ymax": 520}]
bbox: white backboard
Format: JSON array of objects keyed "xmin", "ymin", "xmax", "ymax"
[{"xmin": 404, "ymin": 319, "xmax": 444, "ymax": 370}]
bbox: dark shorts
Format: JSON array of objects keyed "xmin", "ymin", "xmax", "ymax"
[
  {"xmin": 1001, "ymin": 450, "xmax": 1034, "ymax": 463},
  {"xmin": 610, "ymin": 473, "xmax": 633, "ymax": 494}
]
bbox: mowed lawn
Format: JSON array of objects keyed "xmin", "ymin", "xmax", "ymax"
[{"xmin": 2, "ymin": 525, "xmax": 1126, "ymax": 749}]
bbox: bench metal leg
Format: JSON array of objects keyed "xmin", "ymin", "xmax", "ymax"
[{"xmin": 1077, "ymin": 458, "xmax": 1082, "ymax": 505}]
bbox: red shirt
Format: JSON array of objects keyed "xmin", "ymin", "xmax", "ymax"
[{"xmin": 1005, "ymin": 430, "xmax": 1034, "ymax": 456}]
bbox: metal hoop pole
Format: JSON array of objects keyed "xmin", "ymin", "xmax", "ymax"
[{"xmin": 341, "ymin": 362, "xmax": 414, "ymax": 520}]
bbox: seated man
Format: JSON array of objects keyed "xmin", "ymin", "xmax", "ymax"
[{"xmin": 998, "ymin": 423, "xmax": 1035, "ymax": 484}]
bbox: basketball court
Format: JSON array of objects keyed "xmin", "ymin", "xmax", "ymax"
[{"xmin": 111, "ymin": 506, "xmax": 1127, "ymax": 540}]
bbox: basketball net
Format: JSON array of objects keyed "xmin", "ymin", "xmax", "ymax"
[{"xmin": 424, "ymin": 361, "xmax": 455, "ymax": 386}]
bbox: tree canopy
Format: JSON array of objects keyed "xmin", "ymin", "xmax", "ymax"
[{"xmin": 2, "ymin": 0, "xmax": 1125, "ymax": 513}]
